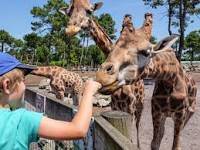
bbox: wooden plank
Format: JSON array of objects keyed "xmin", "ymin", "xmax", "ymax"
[
  {"xmin": 25, "ymin": 87, "xmax": 138, "ymax": 150},
  {"xmin": 102, "ymin": 111, "xmax": 134, "ymax": 142},
  {"xmin": 94, "ymin": 116, "xmax": 138, "ymax": 150},
  {"xmin": 26, "ymin": 87, "xmax": 77, "ymax": 110}
]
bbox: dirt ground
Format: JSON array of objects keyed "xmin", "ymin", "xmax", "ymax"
[
  {"xmin": 139, "ymin": 72, "xmax": 200, "ymax": 150},
  {"xmin": 25, "ymin": 72, "xmax": 200, "ymax": 150},
  {"xmin": 24, "ymin": 71, "xmax": 96, "ymax": 86}
]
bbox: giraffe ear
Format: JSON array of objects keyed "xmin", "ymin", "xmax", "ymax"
[
  {"xmin": 93, "ymin": 2, "xmax": 103, "ymax": 11},
  {"xmin": 154, "ymin": 34, "xmax": 179, "ymax": 51}
]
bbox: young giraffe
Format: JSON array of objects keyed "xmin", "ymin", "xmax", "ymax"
[
  {"xmin": 31, "ymin": 66, "xmax": 83, "ymax": 105},
  {"xmin": 96, "ymin": 15, "xmax": 197, "ymax": 150},
  {"xmin": 60, "ymin": 1, "xmax": 153, "ymax": 148}
]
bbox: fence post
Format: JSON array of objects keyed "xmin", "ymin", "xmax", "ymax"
[{"xmin": 101, "ymin": 111, "xmax": 134, "ymax": 142}]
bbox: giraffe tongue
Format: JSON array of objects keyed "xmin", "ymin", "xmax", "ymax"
[{"xmin": 65, "ymin": 26, "xmax": 81, "ymax": 36}]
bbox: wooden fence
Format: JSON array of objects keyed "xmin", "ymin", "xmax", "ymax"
[{"xmin": 24, "ymin": 86, "xmax": 138, "ymax": 150}]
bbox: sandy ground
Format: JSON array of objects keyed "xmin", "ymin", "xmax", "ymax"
[
  {"xmin": 24, "ymin": 71, "xmax": 95, "ymax": 85},
  {"xmin": 139, "ymin": 72, "xmax": 200, "ymax": 150},
  {"xmin": 25, "ymin": 72, "xmax": 200, "ymax": 150}
]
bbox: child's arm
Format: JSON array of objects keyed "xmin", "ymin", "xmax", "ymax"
[{"xmin": 38, "ymin": 80, "xmax": 101, "ymax": 140}]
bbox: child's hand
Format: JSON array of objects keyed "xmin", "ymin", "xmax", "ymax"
[{"xmin": 84, "ymin": 79, "xmax": 102, "ymax": 95}]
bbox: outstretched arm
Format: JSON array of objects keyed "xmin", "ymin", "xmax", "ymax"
[{"xmin": 38, "ymin": 80, "xmax": 101, "ymax": 140}]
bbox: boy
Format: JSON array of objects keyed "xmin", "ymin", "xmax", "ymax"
[{"xmin": 0, "ymin": 52, "xmax": 101, "ymax": 150}]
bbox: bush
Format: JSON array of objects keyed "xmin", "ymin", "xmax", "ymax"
[{"xmin": 50, "ymin": 60, "xmax": 67, "ymax": 67}]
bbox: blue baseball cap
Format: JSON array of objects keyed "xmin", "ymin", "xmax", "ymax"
[{"xmin": 0, "ymin": 52, "xmax": 36, "ymax": 76}]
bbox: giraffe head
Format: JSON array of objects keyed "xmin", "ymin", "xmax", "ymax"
[
  {"xmin": 59, "ymin": 0, "xmax": 103, "ymax": 36},
  {"xmin": 96, "ymin": 13, "xmax": 179, "ymax": 95}
]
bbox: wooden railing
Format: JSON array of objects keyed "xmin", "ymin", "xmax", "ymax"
[{"xmin": 25, "ymin": 86, "xmax": 138, "ymax": 150}]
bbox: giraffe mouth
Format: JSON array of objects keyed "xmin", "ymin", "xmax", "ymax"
[
  {"xmin": 65, "ymin": 25, "xmax": 81, "ymax": 36},
  {"xmin": 98, "ymin": 80, "xmax": 120, "ymax": 95}
]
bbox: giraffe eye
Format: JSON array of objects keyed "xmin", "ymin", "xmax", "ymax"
[
  {"xmin": 138, "ymin": 49, "xmax": 150, "ymax": 57},
  {"xmin": 86, "ymin": 9, "xmax": 92, "ymax": 15}
]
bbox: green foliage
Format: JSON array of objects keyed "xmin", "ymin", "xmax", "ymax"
[
  {"xmin": 36, "ymin": 45, "xmax": 50, "ymax": 63},
  {"xmin": 184, "ymin": 30, "xmax": 200, "ymax": 61},
  {"xmin": 143, "ymin": 0, "xmax": 200, "ymax": 30},
  {"xmin": 24, "ymin": 33, "xmax": 41, "ymax": 49},
  {"xmin": 97, "ymin": 13, "xmax": 116, "ymax": 40},
  {"xmin": 69, "ymin": 49, "xmax": 79, "ymax": 65},
  {"xmin": 31, "ymin": 0, "xmax": 68, "ymax": 33},
  {"xmin": 150, "ymin": 36, "xmax": 157, "ymax": 44},
  {"xmin": 185, "ymin": 30, "xmax": 200, "ymax": 51},
  {"xmin": 0, "ymin": 30, "xmax": 14, "ymax": 52},
  {"xmin": 88, "ymin": 45, "xmax": 105, "ymax": 65},
  {"xmin": 50, "ymin": 60, "xmax": 67, "ymax": 66},
  {"xmin": 1, "ymin": 0, "xmax": 116, "ymax": 68},
  {"xmin": 30, "ymin": 0, "xmax": 82, "ymax": 66},
  {"xmin": 142, "ymin": 0, "xmax": 200, "ymax": 60},
  {"xmin": 8, "ymin": 39, "xmax": 24, "ymax": 58},
  {"xmin": 143, "ymin": 0, "xmax": 165, "ymax": 8}
]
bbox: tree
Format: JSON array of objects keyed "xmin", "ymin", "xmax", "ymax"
[
  {"xmin": 28, "ymin": 0, "xmax": 116, "ymax": 67},
  {"xmin": 8, "ymin": 39, "xmax": 24, "ymax": 60},
  {"xmin": 0, "ymin": 0, "xmax": 115, "ymax": 68},
  {"xmin": 0, "ymin": 30, "xmax": 14, "ymax": 52},
  {"xmin": 143, "ymin": 0, "xmax": 200, "ymax": 61},
  {"xmin": 31, "ymin": 0, "xmax": 67, "ymax": 34},
  {"xmin": 185, "ymin": 30, "xmax": 200, "ymax": 63},
  {"xmin": 35, "ymin": 45, "xmax": 50, "ymax": 64},
  {"xmin": 30, "ymin": 0, "xmax": 83, "ymax": 66},
  {"xmin": 150, "ymin": 36, "xmax": 157, "ymax": 44},
  {"xmin": 78, "ymin": 13, "xmax": 116, "ymax": 67},
  {"xmin": 31, "ymin": 0, "xmax": 66, "ymax": 65},
  {"xmin": 143, "ymin": 0, "xmax": 175, "ymax": 35},
  {"xmin": 97, "ymin": 13, "xmax": 116, "ymax": 40},
  {"xmin": 23, "ymin": 33, "xmax": 42, "ymax": 64},
  {"xmin": 89, "ymin": 45, "xmax": 105, "ymax": 67},
  {"xmin": 177, "ymin": 0, "xmax": 200, "ymax": 61}
]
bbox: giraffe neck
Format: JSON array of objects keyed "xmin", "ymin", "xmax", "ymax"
[
  {"xmin": 65, "ymin": 71, "xmax": 84, "ymax": 95},
  {"xmin": 31, "ymin": 66, "xmax": 59, "ymax": 78},
  {"xmin": 141, "ymin": 52, "xmax": 184, "ymax": 81},
  {"xmin": 88, "ymin": 19, "xmax": 113, "ymax": 55}
]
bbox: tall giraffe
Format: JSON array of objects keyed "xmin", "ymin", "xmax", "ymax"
[
  {"xmin": 31, "ymin": 66, "xmax": 83, "ymax": 105},
  {"xmin": 60, "ymin": 1, "xmax": 153, "ymax": 148},
  {"xmin": 59, "ymin": 1, "xmax": 112, "ymax": 55},
  {"xmin": 96, "ymin": 15, "xmax": 197, "ymax": 150}
]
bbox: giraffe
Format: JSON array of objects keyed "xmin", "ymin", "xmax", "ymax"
[
  {"xmin": 31, "ymin": 66, "xmax": 83, "ymax": 105},
  {"xmin": 60, "ymin": 1, "xmax": 153, "ymax": 148},
  {"xmin": 59, "ymin": 1, "xmax": 112, "ymax": 56},
  {"xmin": 96, "ymin": 15, "xmax": 197, "ymax": 150}
]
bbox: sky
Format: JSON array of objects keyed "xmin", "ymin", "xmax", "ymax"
[{"xmin": 0, "ymin": 0, "xmax": 199, "ymax": 41}]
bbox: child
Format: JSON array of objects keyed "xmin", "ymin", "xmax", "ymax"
[{"xmin": 0, "ymin": 52, "xmax": 102, "ymax": 150}]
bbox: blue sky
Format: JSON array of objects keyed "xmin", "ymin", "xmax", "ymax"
[{"xmin": 0, "ymin": 0, "xmax": 199, "ymax": 41}]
